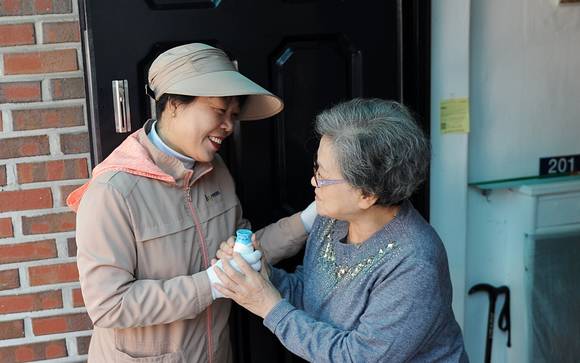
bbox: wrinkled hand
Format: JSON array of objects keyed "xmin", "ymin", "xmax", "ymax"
[{"xmin": 213, "ymin": 252, "xmax": 281, "ymax": 319}]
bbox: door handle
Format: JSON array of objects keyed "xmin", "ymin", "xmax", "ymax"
[{"xmin": 112, "ymin": 80, "xmax": 132, "ymax": 133}]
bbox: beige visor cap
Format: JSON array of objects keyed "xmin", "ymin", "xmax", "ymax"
[{"xmin": 148, "ymin": 43, "xmax": 283, "ymax": 121}]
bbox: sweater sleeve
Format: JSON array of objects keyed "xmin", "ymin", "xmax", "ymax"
[
  {"xmin": 269, "ymin": 265, "xmax": 305, "ymax": 309},
  {"xmin": 263, "ymin": 260, "xmax": 444, "ymax": 363},
  {"xmin": 235, "ymin": 203, "xmax": 308, "ymax": 265},
  {"xmin": 76, "ymin": 181, "xmax": 214, "ymax": 328}
]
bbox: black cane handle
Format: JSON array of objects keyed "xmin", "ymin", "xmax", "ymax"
[{"xmin": 497, "ymin": 286, "xmax": 511, "ymax": 348}]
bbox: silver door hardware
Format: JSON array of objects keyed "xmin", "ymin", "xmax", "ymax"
[{"xmin": 112, "ymin": 80, "xmax": 131, "ymax": 133}]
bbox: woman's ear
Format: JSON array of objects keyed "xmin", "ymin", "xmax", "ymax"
[
  {"xmin": 357, "ymin": 191, "xmax": 378, "ymax": 210},
  {"xmin": 169, "ymin": 98, "xmax": 178, "ymax": 118}
]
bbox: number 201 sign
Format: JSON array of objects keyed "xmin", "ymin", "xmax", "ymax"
[{"xmin": 539, "ymin": 154, "xmax": 580, "ymax": 176}]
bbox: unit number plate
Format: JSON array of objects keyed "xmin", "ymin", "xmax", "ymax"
[{"xmin": 539, "ymin": 154, "xmax": 580, "ymax": 176}]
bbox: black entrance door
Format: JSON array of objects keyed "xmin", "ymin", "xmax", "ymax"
[{"xmin": 79, "ymin": 1, "xmax": 430, "ymax": 362}]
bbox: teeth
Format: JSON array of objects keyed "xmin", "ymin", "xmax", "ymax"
[{"xmin": 208, "ymin": 136, "xmax": 223, "ymax": 144}]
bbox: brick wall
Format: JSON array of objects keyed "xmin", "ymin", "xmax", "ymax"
[{"xmin": 0, "ymin": 1, "xmax": 92, "ymax": 362}]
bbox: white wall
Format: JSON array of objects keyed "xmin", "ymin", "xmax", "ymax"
[
  {"xmin": 430, "ymin": 0, "xmax": 471, "ymax": 329},
  {"xmin": 469, "ymin": 0, "xmax": 580, "ymax": 183},
  {"xmin": 464, "ymin": 0, "xmax": 580, "ymax": 362},
  {"xmin": 432, "ymin": 0, "xmax": 580, "ymax": 362}
]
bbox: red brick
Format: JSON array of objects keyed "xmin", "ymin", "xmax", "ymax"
[
  {"xmin": 4, "ymin": 49, "xmax": 78, "ymax": 75},
  {"xmin": 28, "ymin": 262, "xmax": 78, "ymax": 286},
  {"xmin": 0, "ymin": 339, "xmax": 67, "ymax": 362},
  {"xmin": 0, "ymin": 82, "xmax": 42, "ymax": 103},
  {"xmin": 0, "ymin": 135, "xmax": 50, "ymax": 159},
  {"xmin": 0, "ymin": 320, "xmax": 24, "ymax": 340},
  {"xmin": 0, "ymin": 269, "xmax": 20, "ymax": 291},
  {"xmin": 77, "ymin": 335, "xmax": 91, "ymax": 355},
  {"xmin": 0, "ymin": 290, "xmax": 62, "ymax": 314},
  {"xmin": 0, "ymin": 188, "xmax": 52, "ymax": 212},
  {"xmin": 13, "ymin": 106, "xmax": 83, "ymax": 130},
  {"xmin": 17, "ymin": 158, "xmax": 88, "ymax": 183},
  {"xmin": 0, "ymin": 217, "xmax": 13, "ymax": 238},
  {"xmin": 22, "ymin": 211, "xmax": 76, "ymax": 235},
  {"xmin": 72, "ymin": 287, "xmax": 84, "ymax": 307},
  {"xmin": 0, "ymin": 239, "xmax": 57, "ymax": 264},
  {"xmin": 0, "ymin": 164, "xmax": 6, "ymax": 186},
  {"xmin": 60, "ymin": 132, "xmax": 89, "ymax": 154},
  {"xmin": 67, "ymin": 236, "xmax": 77, "ymax": 257},
  {"xmin": 0, "ymin": 23, "xmax": 35, "ymax": 46},
  {"xmin": 0, "ymin": 0, "xmax": 72, "ymax": 16},
  {"xmin": 51, "ymin": 77, "xmax": 85, "ymax": 100},
  {"xmin": 43, "ymin": 21, "xmax": 80, "ymax": 43},
  {"xmin": 32, "ymin": 312, "xmax": 92, "ymax": 335},
  {"xmin": 60, "ymin": 184, "xmax": 81, "ymax": 206}
]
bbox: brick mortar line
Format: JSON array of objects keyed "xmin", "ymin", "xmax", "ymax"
[
  {"xmin": 71, "ymin": 0, "xmax": 80, "ymax": 16},
  {"xmin": 0, "ymin": 255, "xmax": 78, "ymax": 273},
  {"xmin": 49, "ymin": 132, "xmax": 64, "ymax": 157},
  {"xmin": 0, "ymin": 176, "xmax": 88, "ymax": 190},
  {"xmin": 61, "ymin": 286, "xmax": 74, "ymax": 309},
  {"xmin": 0, "ymin": 230, "xmax": 77, "ymax": 246},
  {"xmin": 0, "ymin": 233, "xmax": 78, "ymax": 248},
  {"xmin": 24, "ymin": 316, "xmax": 34, "ymax": 341},
  {"xmin": 0, "ymin": 330, "xmax": 90, "ymax": 349},
  {"xmin": 41, "ymin": 78, "xmax": 52, "ymax": 102},
  {"xmin": 0, "ymin": 98, "xmax": 85, "ymax": 109},
  {"xmin": 19, "ymin": 263, "xmax": 29, "ymax": 287},
  {"xmin": 0, "ymin": 14, "xmax": 79, "ymax": 25},
  {"xmin": 0, "ymin": 305, "xmax": 86, "ymax": 322},
  {"xmin": 34, "ymin": 20, "xmax": 43, "ymax": 46},
  {"xmin": 55, "ymin": 237, "xmax": 69, "ymax": 259},
  {"xmin": 0, "ymin": 150, "xmax": 89, "ymax": 160},
  {"xmin": 0, "ymin": 204, "xmax": 79, "ymax": 217},
  {"xmin": 0, "ymin": 284, "xmax": 77, "ymax": 298},
  {"xmin": 65, "ymin": 336, "xmax": 78, "ymax": 357},
  {"xmin": 0, "ymin": 42, "xmax": 82, "ymax": 54},
  {"xmin": 0, "ymin": 71, "xmax": 84, "ymax": 82},
  {"xmin": 0, "ymin": 126, "xmax": 88, "ymax": 139},
  {"xmin": 52, "ymin": 185, "xmax": 64, "ymax": 209},
  {"xmin": 33, "ymin": 356, "xmax": 89, "ymax": 363}
]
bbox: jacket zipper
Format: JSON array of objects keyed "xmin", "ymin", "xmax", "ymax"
[{"xmin": 184, "ymin": 176, "xmax": 214, "ymax": 363}]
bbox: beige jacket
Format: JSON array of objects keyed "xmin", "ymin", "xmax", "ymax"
[{"xmin": 73, "ymin": 121, "xmax": 307, "ymax": 363}]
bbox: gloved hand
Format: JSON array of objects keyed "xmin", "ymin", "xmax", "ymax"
[
  {"xmin": 300, "ymin": 201, "xmax": 317, "ymax": 233},
  {"xmin": 206, "ymin": 249, "xmax": 262, "ymax": 299}
]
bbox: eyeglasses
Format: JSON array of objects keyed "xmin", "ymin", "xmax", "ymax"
[{"xmin": 313, "ymin": 159, "xmax": 346, "ymax": 188}]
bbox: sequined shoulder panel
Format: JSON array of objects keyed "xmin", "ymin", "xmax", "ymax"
[{"xmin": 314, "ymin": 218, "xmax": 400, "ymax": 294}]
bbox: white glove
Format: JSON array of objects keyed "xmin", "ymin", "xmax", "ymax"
[
  {"xmin": 206, "ymin": 249, "xmax": 262, "ymax": 299},
  {"xmin": 300, "ymin": 201, "xmax": 317, "ymax": 233}
]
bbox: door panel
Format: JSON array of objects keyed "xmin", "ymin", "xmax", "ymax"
[{"xmin": 79, "ymin": 1, "xmax": 430, "ymax": 361}]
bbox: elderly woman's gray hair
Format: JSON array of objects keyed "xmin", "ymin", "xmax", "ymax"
[{"xmin": 315, "ymin": 98, "xmax": 430, "ymax": 206}]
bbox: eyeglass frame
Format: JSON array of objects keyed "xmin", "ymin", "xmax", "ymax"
[{"xmin": 313, "ymin": 158, "xmax": 347, "ymax": 188}]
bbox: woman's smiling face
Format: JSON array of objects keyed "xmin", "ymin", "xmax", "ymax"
[{"xmin": 158, "ymin": 96, "xmax": 240, "ymax": 162}]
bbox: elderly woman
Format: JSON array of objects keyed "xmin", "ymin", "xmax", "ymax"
[{"xmin": 214, "ymin": 98, "xmax": 468, "ymax": 362}]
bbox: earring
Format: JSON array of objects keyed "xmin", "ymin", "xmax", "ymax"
[{"xmin": 172, "ymin": 110, "xmax": 176, "ymax": 118}]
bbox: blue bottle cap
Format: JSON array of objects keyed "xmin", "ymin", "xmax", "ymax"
[{"xmin": 235, "ymin": 229, "xmax": 252, "ymax": 245}]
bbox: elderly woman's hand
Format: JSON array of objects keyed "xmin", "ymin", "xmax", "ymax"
[{"xmin": 213, "ymin": 252, "xmax": 281, "ymax": 319}]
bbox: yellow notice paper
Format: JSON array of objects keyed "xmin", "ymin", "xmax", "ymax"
[{"xmin": 440, "ymin": 98, "xmax": 470, "ymax": 133}]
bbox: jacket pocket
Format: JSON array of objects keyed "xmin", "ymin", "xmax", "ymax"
[
  {"xmin": 134, "ymin": 219, "xmax": 194, "ymax": 243},
  {"xmin": 115, "ymin": 349, "xmax": 184, "ymax": 363},
  {"xmin": 133, "ymin": 219, "xmax": 197, "ymax": 279}
]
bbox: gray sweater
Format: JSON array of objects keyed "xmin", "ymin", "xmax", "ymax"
[{"xmin": 264, "ymin": 201, "xmax": 469, "ymax": 362}]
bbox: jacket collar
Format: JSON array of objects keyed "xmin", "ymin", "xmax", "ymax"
[
  {"xmin": 140, "ymin": 119, "xmax": 214, "ymax": 186},
  {"xmin": 66, "ymin": 120, "xmax": 214, "ymax": 212}
]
